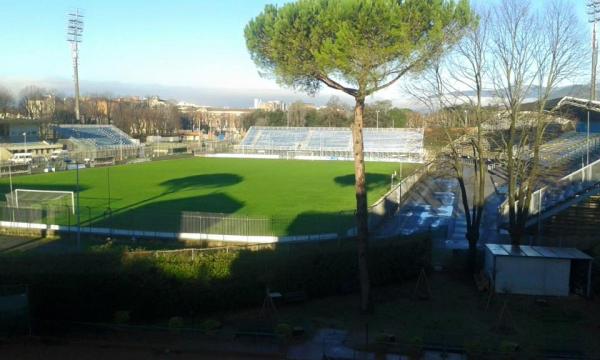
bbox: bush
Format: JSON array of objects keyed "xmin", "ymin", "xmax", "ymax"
[
  {"xmin": 407, "ymin": 336, "xmax": 423, "ymax": 359},
  {"xmin": 464, "ymin": 339, "xmax": 487, "ymax": 358},
  {"xmin": 113, "ymin": 310, "xmax": 130, "ymax": 324},
  {"xmin": 0, "ymin": 237, "xmax": 430, "ymax": 323},
  {"xmin": 275, "ymin": 323, "xmax": 293, "ymax": 339},
  {"xmin": 375, "ymin": 332, "xmax": 396, "ymax": 343},
  {"xmin": 200, "ymin": 319, "xmax": 221, "ymax": 332},
  {"xmin": 168, "ymin": 316, "xmax": 184, "ymax": 332},
  {"xmin": 498, "ymin": 340, "xmax": 519, "ymax": 354}
]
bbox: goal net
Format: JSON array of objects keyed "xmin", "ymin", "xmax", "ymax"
[{"xmin": 5, "ymin": 189, "xmax": 75, "ymax": 214}]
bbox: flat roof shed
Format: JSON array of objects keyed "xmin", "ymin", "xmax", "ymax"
[{"xmin": 484, "ymin": 244, "xmax": 593, "ymax": 297}]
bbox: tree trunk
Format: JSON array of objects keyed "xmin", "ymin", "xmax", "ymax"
[{"xmin": 353, "ymin": 97, "xmax": 371, "ymax": 312}]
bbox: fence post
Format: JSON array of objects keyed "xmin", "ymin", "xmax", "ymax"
[
  {"xmin": 88, "ymin": 206, "xmax": 92, "ymax": 237},
  {"xmin": 67, "ymin": 205, "xmax": 71, "ymax": 242}
]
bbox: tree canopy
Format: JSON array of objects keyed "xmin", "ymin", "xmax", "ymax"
[{"xmin": 245, "ymin": 0, "xmax": 475, "ymax": 99}]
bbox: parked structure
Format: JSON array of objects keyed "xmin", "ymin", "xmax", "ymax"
[{"xmin": 484, "ymin": 244, "xmax": 593, "ymax": 297}]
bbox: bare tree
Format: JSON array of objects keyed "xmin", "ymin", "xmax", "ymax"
[
  {"xmin": 321, "ymin": 96, "xmax": 351, "ymax": 127},
  {"xmin": 102, "ymin": 94, "xmax": 114, "ymax": 125},
  {"xmin": 492, "ymin": 0, "xmax": 586, "ymax": 246},
  {"xmin": 445, "ymin": 5, "xmax": 491, "ymax": 269},
  {"xmin": 18, "ymin": 85, "xmax": 47, "ymax": 118},
  {"xmin": 407, "ymin": 51, "xmax": 488, "ymax": 271},
  {"xmin": 0, "ymin": 86, "xmax": 15, "ymax": 116},
  {"xmin": 287, "ymin": 101, "xmax": 308, "ymax": 127}
]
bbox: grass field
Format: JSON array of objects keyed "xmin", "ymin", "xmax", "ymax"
[{"xmin": 0, "ymin": 158, "xmax": 418, "ymax": 235}]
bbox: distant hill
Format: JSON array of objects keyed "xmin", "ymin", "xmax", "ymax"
[
  {"xmin": 1, "ymin": 75, "xmax": 595, "ymax": 112},
  {"xmin": 447, "ymin": 83, "xmax": 595, "ymax": 100},
  {"xmin": 0, "ymin": 77, "xmax": 336, "ymax": 109}
]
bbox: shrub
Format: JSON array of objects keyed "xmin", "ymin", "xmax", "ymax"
[
  {"xmin": 168, "ymin": 316, "xmax": 184, "ymax": 332},
  {"xmin": 0, "ymin": 237, "xmax": 430, "ymax": 323},
  {"xmin": 113, "ymin": 310, "xmax": 130, "ymax": 324},
  {"xmin": 375, "ymin": 332, "xmax": 396, "ymax": 343},
  {"xmin": 498, "ymin": 340, "xmax": 519, "ymax": 354},
  {"xmin": 200, "ymin": 319, "xmax": 221, "ymax": 332},
  {"xmin": 275, "ymin": 323, "xmax": 293, "ymax": 339},
  {"xmin": 407, "ymin": 336, "xmax": 423, "ymax": 359},
  {"xmin": 464, "ymin": 339, "xmax": 487, "ymax": 358}
]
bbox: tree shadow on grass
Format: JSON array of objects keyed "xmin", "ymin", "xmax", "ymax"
[
  {"xmin": 334, "ymin": 173, "xmax": 390, "ymax": 191},
  {"xmin": 285, "ymin": 210, "xmax": 355, "ymax": 236},
  {"xmin": 93, "ymin": 193, "xmax": 245, "ymax": 232},
  {"xmin": 85, "ymin": 173, "xmax": 244, "ymax": 223},
  {"xmin": 160, "ymin": 173, "xmax": 243, "ymax": 193}
]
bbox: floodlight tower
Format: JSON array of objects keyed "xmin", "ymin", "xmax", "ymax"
[
  {"xmin": 67, "ymin": 9, "xmax": 84, "ymax": 123},
  {"xmin": 587, "ymin": 1, "xmax": 600, "ymax": 166},
  {"xmin": 589, "ymin": 1, "xmax": 600, "ymax": 101}
]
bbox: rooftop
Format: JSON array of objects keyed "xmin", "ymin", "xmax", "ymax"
[{"xmin": 485, "ymin": 244, "xmax": 592, "ymax": 260}]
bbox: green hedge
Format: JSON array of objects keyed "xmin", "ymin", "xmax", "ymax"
[{"xmin": 0, "ymin": 237, "xmax": 430, "ymax": 322}]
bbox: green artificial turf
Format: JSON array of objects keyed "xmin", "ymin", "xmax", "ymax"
[{"xmin": 0, "ymin": 158, "xmax": 418, "ymax": 235}]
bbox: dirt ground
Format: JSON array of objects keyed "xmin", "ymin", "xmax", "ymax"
[
  {"xmin": 1, "ymin": 272, "xmax": 598, "ymax": 359},
  {"xmin": 0, "ymin": 335, "xmax": 285, "ymax": 359}
]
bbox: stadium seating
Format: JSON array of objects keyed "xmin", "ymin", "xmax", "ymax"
[
  {"xmin": 54, "ymin": 125, "xmax": 136, "ymax": 148},
  {"xmin": 539, "ymin": 132, "xmax": 600, "ymax": 167},
  {"xmin": 239, "ymin": 126, "xmax": 424, "ymax": 157}
]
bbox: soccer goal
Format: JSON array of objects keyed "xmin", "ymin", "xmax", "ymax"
[{"xmin": 5, "ymin": 189, "xmax": 75, "ymax": 214}]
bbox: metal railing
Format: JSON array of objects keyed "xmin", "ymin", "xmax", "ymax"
[
  {"xmin": 368, "ymin": 162, "xmax": 434, "ymax": 231},
  {"xmin": 181, "ymin": 212, "xmax": 273, "ymax": 237},
  {"xmin": 500, "ymin": 157, "xmax": 600, "ymax": 219}
]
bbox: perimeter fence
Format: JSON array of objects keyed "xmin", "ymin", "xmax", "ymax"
[
  {"xmin": 0, "ymin": 200, "xmax": 356, "ymax": 240},
  {"xmin": 0, "ymin": 285, "xmax": 30, "ymax": 336},
  {"xmin": 0, "ymin": 140, "xmax": 236, "ymax": 177}
]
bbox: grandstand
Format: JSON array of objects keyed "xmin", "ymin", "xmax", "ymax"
[
  {"xmin": 236, "ymin": 126, "xmax": 424, "ymax": 162},
  {"xmin": 497, "ymin": 130, "xmax": 600, "ymax": 229},
  {"xmin": 54, "ymin": 125, "xmax": 137, "ymax": 147},
  {"xmin": 539, "ymin": 132, "xmax": 600, "ymax": 168},
  {"xmin": 54, "ymin": 125, "xmax": 142, "ymax": 162}
]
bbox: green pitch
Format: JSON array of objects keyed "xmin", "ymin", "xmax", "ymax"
[{"xmin": 0, "ymin": 158, "xmax": 418, "ymax": 235}]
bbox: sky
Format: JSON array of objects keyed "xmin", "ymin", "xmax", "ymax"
[
  {"xmin": 0, "ymin": 0, "xmax": 593, "ymax": 107},
  {"xmin": 0, "ymin": 0, "xmax": 288, "ymax": 89}
]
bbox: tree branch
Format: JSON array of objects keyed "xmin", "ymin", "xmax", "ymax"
[
  {"xmin": 317, "ymin": 75, "xmax": 359, "ymax": 97},
  {"xmin": 368, "ymin": 63, "xmax": 417, "ymax": 95}
]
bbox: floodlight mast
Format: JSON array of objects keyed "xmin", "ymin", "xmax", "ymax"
[
  {"xmin": 67, "ymin": 9, "xmax": 84, "ymax": 124},
  {"xmin": 586, "ymin": 1, "xmax": 600, "ymax": 166}
]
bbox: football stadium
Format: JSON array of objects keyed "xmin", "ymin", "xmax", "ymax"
[
  {"xmin": 4, "ymin": 2, "xmax": 600, "ymax": 355},
  {"xmin": 0, "ymin": 126, "xmax": 423, "ymax": 240}
]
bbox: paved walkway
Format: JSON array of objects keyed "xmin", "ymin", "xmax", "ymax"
[
  {"xmin": 375, "ymin": 161, "xmax": 509, "ymax": 251},
  {"xmin": 287, "ymin": 328, "xmax": 466, "ymax": 359}
]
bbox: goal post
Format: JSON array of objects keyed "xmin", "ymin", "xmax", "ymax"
[{"xmin": 6, "ymin": 189, "xmax": 75, "ymax": 214}]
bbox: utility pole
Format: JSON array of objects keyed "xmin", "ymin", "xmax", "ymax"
[
  {"xmin": 587, "ymin": 1, "xmax": 600, "ymax": 166},
  {"xmin": 376, "ymin": 110, "xmax": 380, "ymax": 129},
  {"xmin": 76, "ymin": 160, "xmax": 81, "ymax": 250},
  {"xmin": 67, "ymin": 9, "xmax": 84, "ymax": 124}
]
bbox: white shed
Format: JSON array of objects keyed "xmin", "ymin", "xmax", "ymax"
[{"xmin": 484, "ymin": 244, "xmax": 593, "ymax": 297}]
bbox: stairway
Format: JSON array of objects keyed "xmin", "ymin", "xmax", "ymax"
[{"xmin": 445, "ymin": 214, "xmax": 469, "ymax": 249}]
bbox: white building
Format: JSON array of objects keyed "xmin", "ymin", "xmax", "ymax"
[
  {"xmin": 253, "ymin": 98, "xmax": 287, "ymax": 112},
  {"xmin": 484, "ymin": 244, "xmax": 593, "ymax": 297}
]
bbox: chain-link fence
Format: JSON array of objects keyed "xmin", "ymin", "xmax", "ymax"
[
  {"xmin": 0, "ymin": 140, "xmax": 236, "ymax": 176},
  {"xmin": 0, "ymin": 200, "xmax": 357, "ymax": 239}
]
